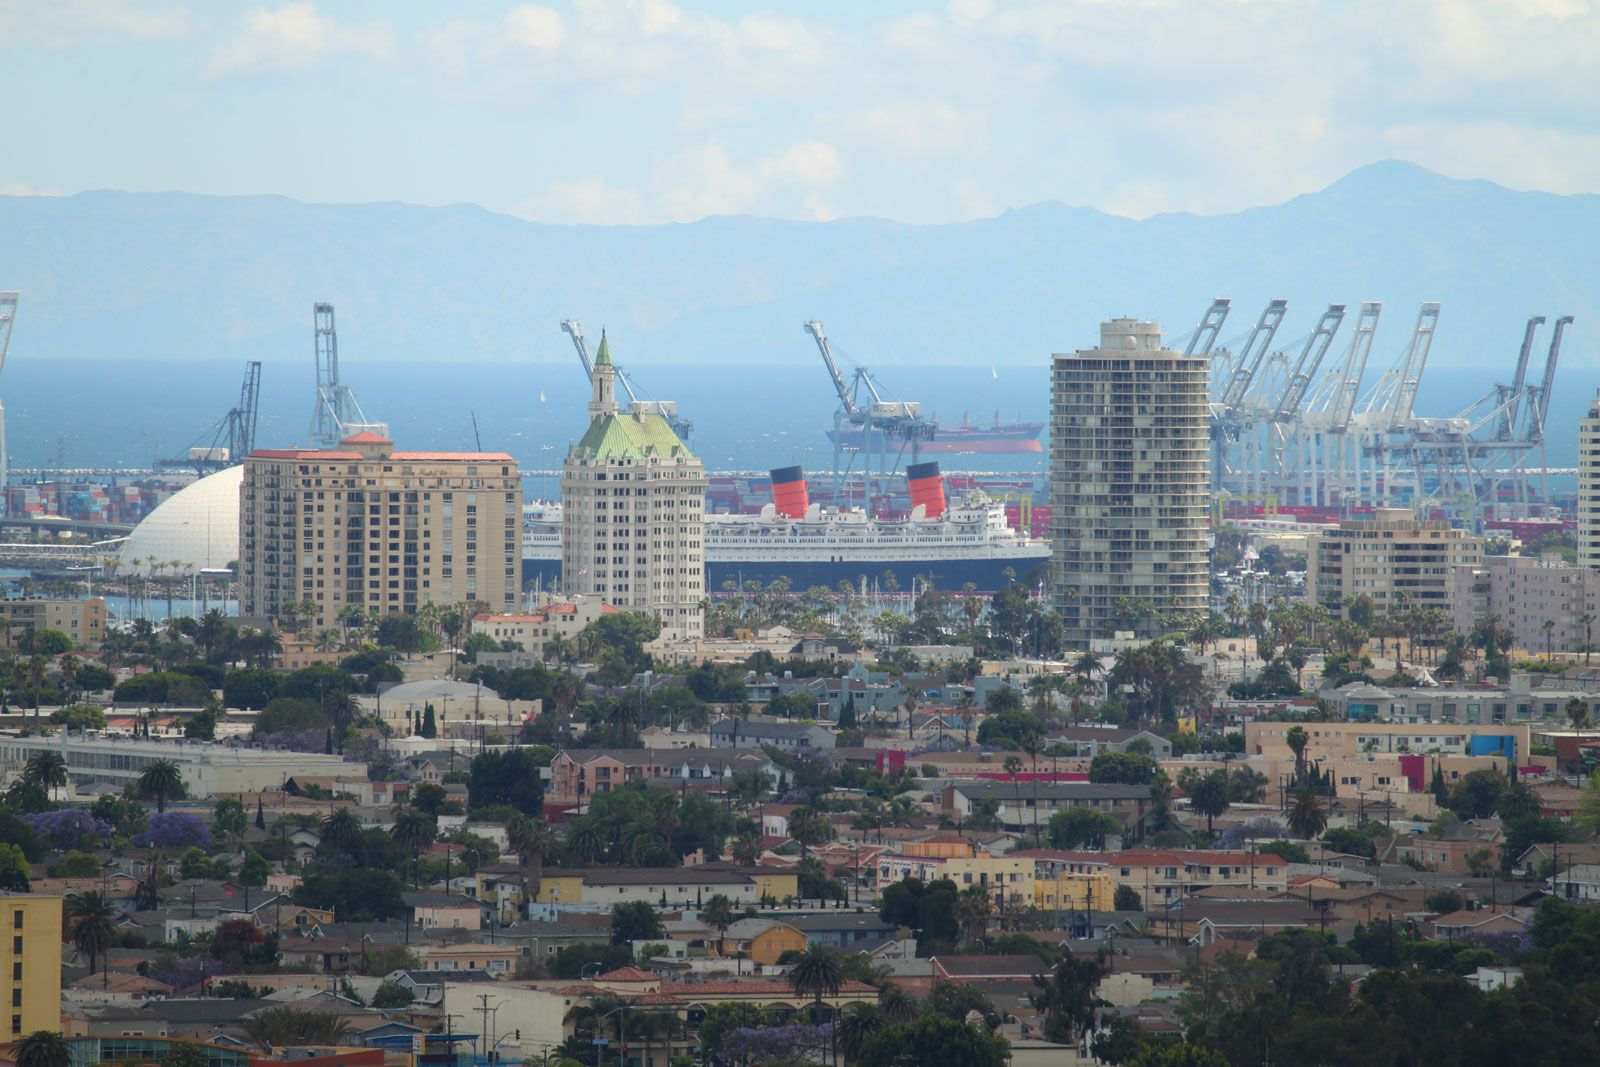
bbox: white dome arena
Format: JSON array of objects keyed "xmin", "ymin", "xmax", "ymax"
[{"xmin": 118, "ymin": 465, "xmax": 242, "ymax": 575}]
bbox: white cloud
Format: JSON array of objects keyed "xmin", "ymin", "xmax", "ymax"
[
  {"xmin": 0, "ymin": 0, "xmax": 188, "ymax": 48},
  {"xmin": 516, "ymin": 176, "xmax": 644, "ymax": 225},
  {"xmin": 503, "ymin": 5, "xmax": 567, "ymax": 53},
  {"xmin": 203, "ymin": 3, "xmax": 395, "ymax": 77}
]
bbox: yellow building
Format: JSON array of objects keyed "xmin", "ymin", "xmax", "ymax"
[
  {"xmin": 941, "ymin": 855, "xmax": 1036, "ymax": 909},
  {"xmin": 1034, "ymin": 870, "xmax": 1117, "ymax": 912},
  {"xmin": 721, "ymin": 918, "xmax": 808, "ymax": 965},
  {"xmin": 3, "ymin": 895, "xmax": 62, "ymax": 1039},
  {"xmin": 533, "ymin": 867, "xmax": 797, "ymax": 908}
]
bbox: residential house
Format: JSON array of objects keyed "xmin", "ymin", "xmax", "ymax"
[
  {"xmin": 418, "ymin": 943, "xmax": 518, "ymax": 975},
  {"xmin": 1014, "ymin": 849, "xmax": 1291, "ymax": 904},
  {"xmin": 546, "ymin": 748, "xmax": 779, "ymax": 805},
  {"xmin": 1547, "ymin": 863, "xmax": 1600, "ymax": 901},
  {"xmin": 404, "ymin": 893, "xmax": 484, "ymax": 931},
  {"xmin": 941, "ymin": 781, "xmax": 1154, "ymax": 836},
  {"xmin": 534, "ymin": 867, "xmax": 787, "ymax": 909},
  {"xmin": 1042, "ymin": 727, "xmax": 1173, "ymax": 759},
  {"xmin": 717, "ymin": 919, "xmax": 807, "ymax": 965},
  {"xmin": 708, "ymin": 719, "xmax": 835, "ymax": 751}
]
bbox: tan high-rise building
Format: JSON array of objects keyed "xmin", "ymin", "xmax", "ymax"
[
  {"xmin": 0, "ymin": 894, "xmax": 62, "ymax": 1040},
  {"xmin": 1307, "ymin": 508, "xmax": 1482, "ymax": 618},
  {"xmin": 562, "ymin": 332, "xmax": 705, "ymax": 641},
  {"xmin": 1581, "ymin": 389, "xmax": 1600, "ymax": 568},
  {"xmin": 1051, "ymin": 318, "xmax": 1210, "ymax": 647},
  {"xmin": 240, "ymin": 432, "xmax": 519, "ymax": 629}
]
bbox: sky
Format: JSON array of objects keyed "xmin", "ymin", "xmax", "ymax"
[{"xmin": 2, "ymin": 0, "xmax": 1599, "ymax": 224}]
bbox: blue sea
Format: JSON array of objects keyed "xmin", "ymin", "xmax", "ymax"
[{"xmin": 4, "ymin": 357, "xmax": 1587, "ymax": 496}]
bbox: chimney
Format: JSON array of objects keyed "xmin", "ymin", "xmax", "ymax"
[
  {"xmin": 770, "ymin": 466, "xmax": 810, "ymax": 519},
  {"xmin": 906, "ymin": 461, "xmax": 947, "ymax": 518}
]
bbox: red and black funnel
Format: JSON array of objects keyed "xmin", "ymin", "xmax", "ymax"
[
  {"xmin": 907, "ymin": 461, "xmax": 947, "ymax": 518},
  {"xmin": 770, "ymin": 466, "xmax": 810, "ymax": 519}
]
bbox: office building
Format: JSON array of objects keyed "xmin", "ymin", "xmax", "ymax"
[
  {"xmin": 1307, "ymin": 508, "xmax": 1482, "ymax": 618},
  {"xmin": 1581, "ymin": 388, "xmax": 1600, "ymax": 568},
  {"xmin": 1050, "ymin": 318, "xmax": 1209, "ymax": 646},
  {"xmin": 562, "ymin": 332, "xmax": 706, "ymax": 641},
  {"xmin": 0, "ymin": 894, "xmax": 62, "ymax": 1039},
  {"xmin": 240, "ymin": 432, "xmax": 519, "ymax": 630}
]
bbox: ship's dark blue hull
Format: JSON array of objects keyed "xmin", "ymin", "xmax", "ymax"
[{"xmin": 522, "ymin": 555, "xmax": 1048, "ymax": 595}]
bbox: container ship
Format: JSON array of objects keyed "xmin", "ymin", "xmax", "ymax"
[
  {"xmin": 522, "ymin": 462, "xmax": 1049, "ymax": 592},
  {"xmin": 828, "ymin": 411, "xmax": 1043, "ymax": 455}
]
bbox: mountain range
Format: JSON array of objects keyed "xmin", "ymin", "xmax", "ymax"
[{"xmin": 0, "ymin": 161, "xmax": 1594, "ymax": 373}]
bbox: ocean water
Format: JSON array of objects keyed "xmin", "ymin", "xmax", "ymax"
[{"xmin": 4, "ymin": 357, "xmax": 1585, "ymax": 488}]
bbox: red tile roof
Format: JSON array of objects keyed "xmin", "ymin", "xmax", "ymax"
[
  {"xmin": 340, "ymin": 430, "xmax": 393, "ymax": 444},
  {"xmin": 595, "ymin": 967, "xmax": 657, "ymax": 983}
]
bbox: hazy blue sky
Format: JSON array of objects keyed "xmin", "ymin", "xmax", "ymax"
[{"xmin": 3, "ymin": 0, "xmax": 1597, "ymax": 223}]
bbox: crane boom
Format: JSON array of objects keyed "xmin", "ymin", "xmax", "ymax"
[
  {"xmin": 0, "ymin": 292, "xmax": 16, "ymax": 381},
  {"xmin": 1386, "ymin": 301, "xmax": 1440, "ymax": 429},
  {"xmin": 1218, "ymin": 298, "xmax": 1288, "ymax": 413},
  {"xmin": 561, "ymin": 319, "xmax": 593, "ymax": 380},
  {"xmin": 1326, "ymin": 302, "xmax": 1381, "ymax": 431},
  {"xmin": 1271, "ymin": 304, "xmax": 1346, "ymax": 423},
  {"xmin": 1499, "ymin": 316, "xmax": 1544, "ymax": 439},
  {"xmin": 234, "ymin": 361, "xmax": 262, "ymax": 459},
  {"xmin": 804, "ymin": 320, "xmax": 858, "ymax": 417},
  {"xmin": 308, "ymin": 303, "xmax": 380, "ymax": 446},
  {"xmin": 1530, "ymin": 315, "xmax": 1573, "ymax": 440},
  {"xmin": 561, "ymin": 319, "xmax": 639, "ymax": 402},
  {"xmin": 1185, "ymin": 298, "xmax": 1231, "ymax": 357}
]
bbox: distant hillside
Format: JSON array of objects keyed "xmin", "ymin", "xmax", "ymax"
[{"xmin": 0, "ymin": 161, "xmax": 1594, "ymax": 370}]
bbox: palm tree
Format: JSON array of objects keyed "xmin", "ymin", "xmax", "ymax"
[
  {"xmin": 1003, "ymin": 755, "xmax": 1024, "ymax": 835},
  {"xmin": 835, "ymin": 1004, "xmax": 887, "ymax": 1065},
  {"xmin": 788, "ymin": 941, "xmax": 844, "ymax": 1060},
  {"xmin": 878, "ymin": 984, "xmax": 917, "ymax": 1024},
  {"xmin": 240, "ymin": 1006, "xmax": 350, "ymax": 1048},
  {"xmin": 1285, "ymin": 725, "xmax": 1309, "ymax": 785},
  {"xmin": 729, "ymin": 831, "xmax": 761, "ymax": 867},
  {"xmin": 21, "ymin": 751, "xmax": 67, "ymax": 791},
  {"xmin": 1583, "ymin": 612, "xmax": 1597, "ymax": 667},
  {"xmin": 703, "ymin": 893, "xmax": 736, "ymax": 957},
  {"xmin": 506, "ymin": 815, "xmax": 556, "ymax": 906},
  {"xmin": 1287, "ymin": 789, "xmax": 1328, "ymax": 840},
  {"xmin": 564, "ymin": 820, "xmax": 605, "ymax": 865},
  {"xmin": 136, "ymin": 759, "xmax": 184, "ymax": 812},
  {"xmin": 955, "ymin": 884, "xmax": 992, "ymax": 945},
  {"xmin": 391, "ymin": 809, "xmax": 437, "ymax": 887},
  {"xmin": 1189, "ymin": 769, "xmax": 1231, "ymax": 835},
  {"xmin": 15, "ymin": 1031, "xmax": 70, "ymax": 1067},
  {"xmin": 1543, "ymin": 618, "xmax": 1557, "ymax": 660},
  {"xmin": 319, "ymin": 807, "xmax": 365, "ymax": 853},
  {"xmin": 68, "ymin": 891, "xmax": 115, "ymax": 977}
]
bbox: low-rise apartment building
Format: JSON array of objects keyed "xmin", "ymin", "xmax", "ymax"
[
  {"xmin": 534, "ymin": 866, "xmax": 798, "ymax": 909},
  {"xmin": 1013, "ymin": 848, "xmax": 1290, "ymax": 904},
  {"xmin": 708, "ymin": 719, "xmax": 835, "ymax": 751},
  {"xmin": 1450, "ymin": 553, "xmax": 1600, "ymax": 654},
  {"xmin": 1307, "ymin": 508, "xmax": 1482, "ymax": 619},
  {"xmin": 0, "ymin": 597, "xmax": 106, "ymax": 650},
  {"xmin": 940, "ymin": 781, "xmax": 1154, "ymax": 837},
  {"xmin": 470, "ymin": 599, "xmax": 616, "ymax": 657},
  {"xmin": 546, "ymin": 748, "xmax": 779, "ymax": 805},
  {"xmin": 1244, "ymin": 720, "xmax": 1530, "ymax": 765}
]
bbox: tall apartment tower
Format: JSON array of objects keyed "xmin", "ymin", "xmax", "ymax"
[
  {"xmin": 562, "ymin": 332, "xmax": 706, "ymax": 641},
  {"xmin": 241, "ymin": 433, "xmax": 520, "ymax": 629},
  {"xmin": 1051, "ymin": 318, "xmax": 1210, "ymax": 647},
  {"xmin": 1581, "ymin": 389, "xmax": 1600, "ymax": 568}
]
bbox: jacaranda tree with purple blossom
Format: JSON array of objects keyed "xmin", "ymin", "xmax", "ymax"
[
  {"xmin": 132, "ymin": 812, "xmax": 211, "ymax": 851},
  {"xmin": 22, "ymin": 810, "xmax": 113, "ymax": 851}
]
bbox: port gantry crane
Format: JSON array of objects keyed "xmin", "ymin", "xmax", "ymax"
[
  {"xmin": 1262, "ymin": 303, "xmax": 1346, "ymax": 505},
  {"xmin": 1350, "ymin": 303, "xmax": 1441, "ymax": 505},
  {"xmin": 0, "ymin": 292, "xmax": 16, "ymax": 518},
  {"xmin": 803, "ymin": 320, "xmax": 935, "ymax": 507},
  {"xmin": 1293, "ymin": 301, "xmax": 1382, "ymax": 506},
  {"xmin": 159, "ymin": 361, "xmax": 263, "ymax": 476},
  {"xmin": 1208, "ymin": 298, "xmax": 1288, "ymax": 494},
  {"xmin": 1398, "ymin": 313, "xmax": 1573, "ymax": 517},
  {"xmin": 559, "ymin": 320, "xmax": 692, "ymax": 441},
  {"xmin": 309, "ymin": 303, "xmax": 386, "ymax": 448}
]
